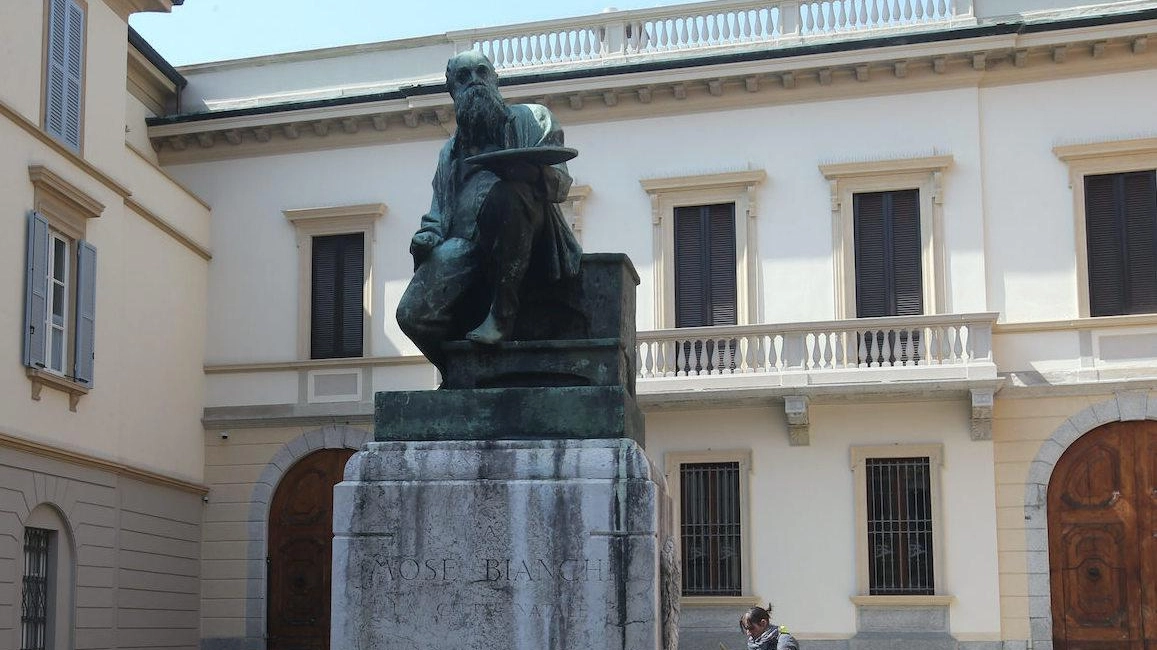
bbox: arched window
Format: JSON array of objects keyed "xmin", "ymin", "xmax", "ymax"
[{"xmin": 22, "ymin": 504, "xmax": 74, "ymax": 650}]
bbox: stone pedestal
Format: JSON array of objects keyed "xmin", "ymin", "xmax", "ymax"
[{"xmin": 331, "ymin": 439, "xmax": 671, "ymax": 650}]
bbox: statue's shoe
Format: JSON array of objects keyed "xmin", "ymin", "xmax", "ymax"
[{"xmin": 465, "ymin": 316, "xmax": 505, "ymax": 345}]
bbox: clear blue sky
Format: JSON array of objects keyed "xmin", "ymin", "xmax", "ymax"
[{"xmin": 130, "ymin": 0, "xmax": 689, "ymax": 67}]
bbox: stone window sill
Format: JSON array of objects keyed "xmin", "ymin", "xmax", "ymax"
[
  {"xmin": 680, "ymin": 595, "xmax": 764, "ymax": 607},
  {"xmin": 850, "ymin": 595, "xmax": 955, "ymax": 607},
  {"xmin": 27, "ymin": 367, "xmax": 89, "ymax": 411}
]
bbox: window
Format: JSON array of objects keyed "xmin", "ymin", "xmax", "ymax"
[
  {"xmin": 851, "ymin": 445, "xmax": 944, "ymax": 598},
  {"xmin": 44, "ymin": 0, "xmax": 85, "ymax": 152},
  {"xmin": 22, "ymin": 528, "xmax": 53, "ymax": 650},
  {"xmin": 854, "ymin": 190, "xmax": 923, "ymax": 318},
  {"xmin": 284, "ymin": 203, "xmax": 385, "ymax": 360},
  {"xmin": 310, "ymin": 233, "xmax": 364, "ymax": 359},
  {"xmin": 1055, "ymin": 137, "xmax": 1157, "ymax": 318},
  {"xmin": 821, "ymin": 155, "xmax": 952, "ymax": 319},
  {"xmin": 1083, "ymin": 170, "xmax": 1157, "ymax": 317},
  {"xmin": 674, "ymin": 203, "xmax": 737, "ymax": 328},
  {"xmin": 25, "ymin": 166, "xmax": 101, "ymax": 410},
  {"xmin": 665, "ymin": 450, "xmax": 751, "ymax": 598},
  {"xmin": 641, "ymin": 170, "xmax": 765, "ymax": 328}
]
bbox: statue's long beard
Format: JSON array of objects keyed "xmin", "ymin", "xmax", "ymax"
[{"xmin": 455, "ymin": 83, "xmax": 510, "ymax": 152}]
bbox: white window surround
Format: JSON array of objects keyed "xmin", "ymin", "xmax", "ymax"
[
  {"xmin": 641, "ymin": 170, "xmax": 766, "ymax": 328},
  {"xmin": 1054, "ymin": 137, "xmax": 1157, "ymax": 318},
  {"xmin": 663, "ymin": 448, "xmax": 753, "ymax": 599},
  {"xmin": 27, "ymin": 165, "xmax": 101, "ymax": 410},
  {"xmin": 283, "ymin": 203, "xmax": 386, "ymax": 361},
  {"xmin": 850, "ymin": 444, "xmax": 947, "ymax": 602},
  {"xmin": 820, "ymin": 155, "xmax": 953, "ymax": 320},
  {"xmin": 561, "ymin": 184, "xmax": 590, "ymax": 244}
]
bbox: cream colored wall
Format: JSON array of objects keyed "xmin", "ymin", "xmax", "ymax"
[
  {"xmin": 125, "ymin": 93, "xmax": 157, "ymax": 157},
  {"xmin": 0, "ymin": 0, "xmax": 211, "ymax": 482},
  {"xmin": 989, "ymin": 393, "xmax": 1106, "ymax": 641},
  {"xmin": 0, "ymin": 0, "xmax": 46, "ymax": 122},
  {"xmin": 644, "ymin": 401, "xmax": 1000, "ymax": 638},
  {"xmin": 980, "ymin": 68, "xmax": 1157, "ymax": 324}
]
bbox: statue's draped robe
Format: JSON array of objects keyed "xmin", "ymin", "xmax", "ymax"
[{"xmin": 414, "ymin": 103, "xmax": 582, "ymax": 283}]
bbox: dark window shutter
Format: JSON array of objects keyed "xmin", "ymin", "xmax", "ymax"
[
  {"xmin": 311, "ymin": 233, "xmax": 364, "ymax": 359},
  {"xmin": 1086, "ymin": 170, "xmax": 1157, "ymax": 316},
  {"xmin": 674, "ymin": 203, "xmax": 737, "ymax": 328},
  {"xmin": 74, "ymin": 240, "xmax": 96, "ymax": 386},
  {"xmin": 24, "ymin": 212, "xmax": 50, "ymax": 368},
  {"xmin": 45, "ymin": 0, "xmax": 83, "ymax": 151},
  {"xmin": 854, "ymin": 189, "xmax": 923, "ymax": 318}
]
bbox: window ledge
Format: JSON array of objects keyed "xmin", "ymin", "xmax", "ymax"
[
  {"xmin": 850, "ymin": 595, "xmax": 955, "ymax": 607},
  {"xmin": 681, "ymin": 595, "xmax": 764, "ymax": 607},
  {"xmin": 27, "ymin": 367, "xmax": 89, "ymax": 411}
]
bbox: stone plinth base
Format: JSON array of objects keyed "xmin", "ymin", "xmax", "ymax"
[{"xmin": 331, "ymin": 438, "xmax": 671, "ymax": 650}]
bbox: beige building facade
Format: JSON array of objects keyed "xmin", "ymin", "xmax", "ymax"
[
  {"xmin": 5, "ymin": 0, "xmax": 1157, "ymax": 649},
  {"xmin": 0, "ymin": 0, "xmax": 210, "ymax": 649}
]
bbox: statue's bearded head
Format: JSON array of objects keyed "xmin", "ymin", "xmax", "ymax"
[{"xmin": 445, "ymin": 51, "xmax": 509, "ymax": 151}]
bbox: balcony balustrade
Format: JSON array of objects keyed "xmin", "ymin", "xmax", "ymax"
[
  {"xmin": 636, "ymin": 312, "xmax": 998, "ymax": 390},
  {"xmin": 452, "ymin": 0, "xmax": 976, "ymax": 72}
]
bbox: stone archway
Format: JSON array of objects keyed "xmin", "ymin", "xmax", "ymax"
[
  {"xmin": 240, "ymin": 425, "xmax": 371, "ymax": 648},
  {"xmin": 1023, "ymin": 391, "xmax": 1154, "ymax": 650}
]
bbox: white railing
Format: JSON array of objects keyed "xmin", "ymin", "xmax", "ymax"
[
  {"xmin": 455, "ymin": 0, "xmax": 973, "ymax": 71},
  {"xmin": 636, "ymin": 312, "xmax": 995, "ymax": 379}
]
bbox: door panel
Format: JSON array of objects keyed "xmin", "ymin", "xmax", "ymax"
[
  {"xmin": 268, "ymin": 449, "xmax": 354, "ymax": 650},
  {"xmin": 1049, "ymin": 421, "xmax": 1155, "ymax": 650}
]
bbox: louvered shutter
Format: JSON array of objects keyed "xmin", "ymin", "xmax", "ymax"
[
  {"xmin": 674, "ymin": 204, "xmax": 737, "ymax": 328},
  {"xmin": 854, "ymin": 190, "xmax": 923, "ymax": 317},
  {"xmin": 45, "ymin": 0, "xmax": 83, "ymax": 151},
  {"xmin": 23, "ymin": 212, "xmax": 50, "ymax": 368},
  {"xmin": 311, "ymin": 233, "xmax": 364, "ymax": 359},
  {"xmin": 707, "ymin": 204, "xmax": 738, "ymax": 326},
  {"xmin": 74, "ymin": 240, "xmax": 96, "ymax": 386},
  {"xmin": 1086, "ymin": 171, "xmax": 1157, "ymax": 316}
]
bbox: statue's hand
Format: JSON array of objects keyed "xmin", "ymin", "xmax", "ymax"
[
  {"xmin": 497, "ymin": 160, "xmax": 542, "ymax": 184},
  {"xmin": 410, "ymin": 231, "xmax": 441, "ymax": 266}
]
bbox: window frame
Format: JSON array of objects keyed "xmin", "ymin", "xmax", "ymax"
[
  {"xmin": 850, "ymin": 444, "xmax": 945, "ymax": 600},
  {"xmin": 27, "ymin": 165, "xmax": 101, "ymax": 410},
  {"xmin": 283, "ymin": 203, "xmax": 386, "ymax": 361},
  {"xmin": 41, "ymin": 0, "xmax": 87, "ymax": 153},
  {"xmin": 1054, "ymin": 137, "xmax": 1157, "ymax": 318},
  {"xmin": 664, "ymin": 449, "xmax": 753, "ymax": 602},
  {"xmin": 820, "ymin": 155, "xmax": 952, "ymax": 320},
  {"xmin": 23, "ymin": 504, "xmax": 75, "ymax": 650},
  {"xmin": 641, "ymin": 170, "xmax": 765, "ymax": 329}
]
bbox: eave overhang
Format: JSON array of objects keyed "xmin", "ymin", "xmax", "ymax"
[{"xmin": 146, "ymin": 8, "xmax": 1157, "ymax": 165}]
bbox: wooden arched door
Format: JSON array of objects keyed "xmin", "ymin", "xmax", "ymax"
[
  {"xmin": 1048, "ymin": 421, "xmax": 1157, "ymax": 650},
  {"xmin": 267, "ymin": 448, "xmax": 354, "ymax": 650}
]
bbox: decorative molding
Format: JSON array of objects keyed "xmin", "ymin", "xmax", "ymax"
[
  {"xmin": 283, "ymin": 202, "xmax": 388, "ymax": 224},
  {"xmin": 970, "ymin": 388, "xmax": 994, "ymax": 441},
  {"xmin": 106, "ymin": 0, "xmax": 177, "ymax": 19},
  {"xmin": 994, "ymin": 312, "xmax": 1157, "ymax": 333},
  {"xmin": 204, "ymin": 354, "xmax": 428, "ymax": 374},
  {"xmin": 784, "ymin": 395, "xmax": 810, "ymax": 446},
  {"xmin": 0, "ymin": 430, "xmax": 207, "ymax": 494},
  {"xmin": 125, "ymin": 143, "xmax": 212, "ymax": 210},
  {"xmin": 0, "ymin": 99, "xmax": 130, "ymax": 198},
  {"xmin": 148, "ymin": 27, "xmax": 1157, "ymax": 165},
  {"xmin": 561, "ymin": 184, "xmax": 591, "ymax": 242},
  {"xmin": 29, "ymin": 165, "xmax": 106, "ymax": 217},
  {"xmin": 640, "ymin": 169, "xmax": 767, "ymax": 328},
  {"xmin": 1054, "ymin": 135, "xmax": 1157, "ymax": 317},
  {"xmin": 125, "ymin": 197, "xmax": 212, "ymax": 261},
  {"xmin": 850, "ymin": 595, "xmax": 955, "ymax": 607},
  {"xmin": 127, "ymin": 46, "xmax": 178, "ymax": 115},
  {"xmin": 821, "ymin": 154, "xmax": 954, "ymax": 319},
  {"xmin": 27, "ymin": 368, "xmax": 89, "ymax": 412}
]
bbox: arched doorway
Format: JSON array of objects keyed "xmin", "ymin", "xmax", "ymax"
[
  {"xmin": 1048, "ymin": 420, "xmax": 1157, "ymax": 649},
  {"xmin": 267, "ymin": 448, "xmax": 354, "ymax": 650}
]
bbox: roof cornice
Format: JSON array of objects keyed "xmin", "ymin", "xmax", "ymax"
[{"xmin": 146, "ymin": 14, "xmax": 1157, "ymax": 166}]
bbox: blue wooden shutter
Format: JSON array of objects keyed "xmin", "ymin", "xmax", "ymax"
[
  {"xmin": 23, "ymin": 212, "xmax": 50, "ymax": 368},
  {"xmin": 45, "ymin": 0, "xmax": 83, "ymax": 150},
  {"xmin": 74, "ymin": 240, "xmax": 96, "ymax": 386}
]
